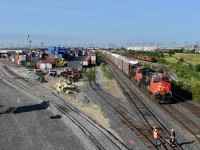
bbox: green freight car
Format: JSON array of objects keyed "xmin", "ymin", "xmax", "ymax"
[{"xmin": 26, "ymin": 62, "xmax": 36, "ymax": 68}]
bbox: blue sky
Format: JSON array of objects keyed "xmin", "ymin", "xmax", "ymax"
[{"xmin": 0, "ymin": 0, "xmax": 200, "ymax": 47}]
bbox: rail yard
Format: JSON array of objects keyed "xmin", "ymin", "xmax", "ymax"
[{"xmin": 0, "ymin": 48, "xmax": 200, "ymax": 150}]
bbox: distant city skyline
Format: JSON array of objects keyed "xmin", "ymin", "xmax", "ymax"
[{"xmin": 1, "ymin": 0, "xmax": 200, "ymax": 47}]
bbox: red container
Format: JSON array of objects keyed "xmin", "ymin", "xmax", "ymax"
[
  {"xmin": 26, "ymin": 56, "xmax": 31, "ymax": 62},
  {"xmin": 41, "ymin": 58, "xmax": 57, "ymax": 63},
  {"xmin": 36, "ymin": 62, "xmax": 41, "ymax": 69},
  {"xmin": 39, "ymin": 51, "xmax": 43, "ymax": 58},
  {"xmin": 15, "ymin": 54, "xmax": 19, "ymax": 64}
]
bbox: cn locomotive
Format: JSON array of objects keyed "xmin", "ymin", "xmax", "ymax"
[{"xmin": 103, "ymin": 51, "xmax": 171, "ymax": 103}]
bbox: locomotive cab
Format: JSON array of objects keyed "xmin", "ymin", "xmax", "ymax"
[{"xmin": 149, "ymin": 74, "xmax": 171, "ymax": 103}]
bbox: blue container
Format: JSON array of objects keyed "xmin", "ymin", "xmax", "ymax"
[
  {"xmin": 19, "ymin": 60, "xmax": 26, "ymax": 66},
  {"xmin": 58, "ymin": 54, "xmax": 63, "ymax": 58}
]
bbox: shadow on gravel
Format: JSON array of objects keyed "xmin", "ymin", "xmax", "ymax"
[
  {"xmin": 179, "ymin": 141, "xmax": 194, "ymax": 146},
  {"xmin": 0, "ymin": 101, "xmax": 49, "ymax": 115},
  {"xmin": 13, "ymin": 101, "xmax": 49, "ymax": 114}
]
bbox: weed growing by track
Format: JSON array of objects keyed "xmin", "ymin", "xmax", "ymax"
[{"xmin": 83, "ymin": 67, "xmax": 96, "ymax": 81}]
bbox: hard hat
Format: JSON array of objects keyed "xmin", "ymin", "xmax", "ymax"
[
  {"xmin": 171, "ymin": 129, "xmax": 174, "ymax": 131},
  {"xmin": 155, "ymin": 129, "xmax": 157, "ymax": 132}
]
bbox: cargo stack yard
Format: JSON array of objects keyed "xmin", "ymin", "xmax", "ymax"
[{"xmin": 6, "ymin": 46, "xmax": 96, "ymax": 70}]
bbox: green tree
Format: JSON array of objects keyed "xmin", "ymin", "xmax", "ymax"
[
  {"xmin": 168, "ymin": 50, "xmax": 175, "ymax": 57},
  {"xmin": 179, "ymin": 57, "xmax": 184, "ymax": 62}
]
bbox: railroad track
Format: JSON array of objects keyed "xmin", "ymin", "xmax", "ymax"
[
  {"xmin": 0, "ymin": 64, "xmax": 127, "ymax": 150},
  {"xmin": 94, "ymin": 61, "xmax": 183, "ymax": 150},
  {"xmin": 104, "ymin": 56, "xmax": 200, "ymax": 148},
  {"xmin": 172, "ymin": 92, "xmax": 200, "ymax": 120},
  {"xmin": 107, "ymin": 64, "xmax": 183, "ymax": 150},
  {"xmin": 90, "ymin": 82, "xmax": 159, "ymax": 150},
  {"xmin": 160, "ymin": 103, "xmax": 200, "ymax": 141},
  {"xmin": 166, "ymin": 93, "xmax": 200, "ymax": 139}
]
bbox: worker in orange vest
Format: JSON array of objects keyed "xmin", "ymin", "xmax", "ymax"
[{"xmin": 153, "ymin": 128, "xmax": 159, "ymax": 146}]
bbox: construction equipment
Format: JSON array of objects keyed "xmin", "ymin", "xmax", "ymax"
[
  {"xmin": 53, "ymin": 58, "xmax": 68, "ymax": 67},
  {"xmin": 54, "ymin": 79, "xmax": 78, "ymax": 94}
]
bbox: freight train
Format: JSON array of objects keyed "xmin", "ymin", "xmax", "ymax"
[
  {"xmin": 122, "ymin": 53, "xmax": 157, "ymax": 62},
  {"xmin": 82, "ymin": 50, "xmax": 97, "ymax": 67},
  {"xmin": 103, "ymin": 51, "xmax": 171, "ymax": 103}
]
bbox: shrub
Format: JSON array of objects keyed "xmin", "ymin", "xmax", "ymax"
[
  {"xmin": 195, "ymin": 64, "xmax": 200, "ymax": 72},
  {"xmin": 192, "ymin": 87, "xmax": 200, "ymax": 103}
]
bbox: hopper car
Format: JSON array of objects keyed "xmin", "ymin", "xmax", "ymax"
[{"xmin": 102, "ymin": 51, "xmax": 171, "ymax": 103}]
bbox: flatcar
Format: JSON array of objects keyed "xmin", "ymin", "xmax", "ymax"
[{"xmin": 103, "ymin": 50, "xmax": 171, "ymax": 103}]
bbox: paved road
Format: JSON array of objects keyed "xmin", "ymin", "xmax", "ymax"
[
  {"xmin": 54, "ymin": 56, "xmax": 84, "ymax": 73},
  {"xmin": 0, "ymin": 80, "xmax": 86, "ymax": 150}
]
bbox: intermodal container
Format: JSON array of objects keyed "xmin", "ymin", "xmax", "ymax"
[
  {"xmin": 39, "ymin": 51, "xmax": 43, "ymax": 58},
  {"xmin": 40, "ymin": 63, "xmax": 46, "ymax": 70},
  {"xmin": 18, "ymin": 60, "xmax": 26, "ymax": 66},
  {"xmin": 58, "ymin": 54, "xmax": 63, "ymax": 58},
  {"xmin": 46, "ymin": 63, "xmax": 52, "ymax": 69},
  {"xmin": 41, "ymin": 58, "xmax": 57, "ymax": 63},
  {"xmin": 26, "ymin": 56, "xmax": 31, "ymax": 62},
  {"xmin": 15, "ymin": 54, "xmax": 19, "ymax": 64},
  {"xmin": 36, "ymin": 62, "xmax": 41, "ymax": 69},
  {"xmin": 11, "ymin": 58, "xmax": 15, "ymax": 63},
  {"xmin": 26, "ymin": 62, "xmax": 36, "ymax": 68}
]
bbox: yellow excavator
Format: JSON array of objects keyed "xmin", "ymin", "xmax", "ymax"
[{"xmin": 53, "ymin": 58, "xmax": 68, "ymax": 67}]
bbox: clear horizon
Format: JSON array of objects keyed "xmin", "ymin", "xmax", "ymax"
[{"xmin": 1, "ymin": 0, "xmax": 200, "ymax": 47}]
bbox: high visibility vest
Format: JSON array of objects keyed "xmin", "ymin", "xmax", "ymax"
[{"xmin": 154, "ymin": 131, "xmax": 158, "ymax": 138}]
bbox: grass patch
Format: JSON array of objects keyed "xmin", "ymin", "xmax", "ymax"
[
  {"xmin": 82, "ymin": 67, "xmax": 96, "ymax": 81},
  {"xmin": 100, "ymin": 63, "xmax": 112, "ymax": 80},
  {"xmin": 165, "ymin": 53, "xmax": 200, "ymax": 66}
]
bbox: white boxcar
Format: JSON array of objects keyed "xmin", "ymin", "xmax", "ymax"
[
  {"xmin": 118, "ymin": 56, "xmax": 131, "ymax": 76},
  {"xmin": 19, "ymin": 55, "xmax": 26, "ymax": 61},
  {"xmin": 46, "ymin": 63, "xmax": 52, "ymax": 69},
  {"xmin": 91, "ymin": 55, "xmax": 96, "ymax": 65},
  {"xmin": 40, "ymin": 63, "xmax": 46, "ymax": 70},
  {"xmin": 112, "ymin": 53, "xmax": 120, "ymax": 66}
]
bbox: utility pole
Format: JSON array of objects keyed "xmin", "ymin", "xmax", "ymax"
[{"xmin": 27, "ymin": 34, "xmax": 32, "ymax": 62}]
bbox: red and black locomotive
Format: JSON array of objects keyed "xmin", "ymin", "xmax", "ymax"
[
  {"xmin": 130, "ymin": 65, "xmax": 171, "ymax": 103},
  {"xmin": 103, "ymin": 51, "xmax": 171, "ymax": 103}
]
